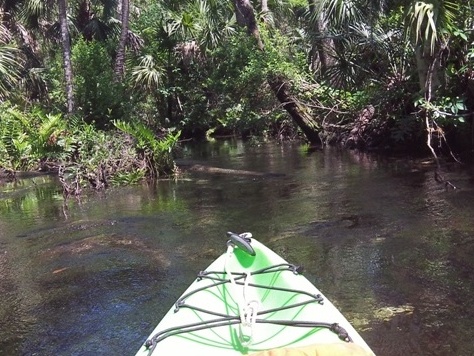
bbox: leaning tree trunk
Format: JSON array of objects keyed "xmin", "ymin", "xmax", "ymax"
[
  {"xmin": 58, "ymin": 0, "xmax": 74, "ymax": 114},
  {"xmin": 114, "ymin": 0, "xmax": 129, "ymax": 81},
  {"xmin": 268, "ymin": 75, "xmax": 322, "ymax": 144},
  {"xmin": 232, "ymin": 0, "xmax": 322, "ymax": 145}
]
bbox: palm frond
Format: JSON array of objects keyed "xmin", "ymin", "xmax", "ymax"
[
  {"xmin": 405, "ymin": 0, "xmax": 459, "ymax": 55},
  {"xmin": 0, "ymin": 24, "xmax": 13, "ymax": 44},
  {"xmin": 113, "ymin": 120, "xmax": 179, "ymax": 154},
  {"xmin": 35, "ymin": 112, "xmax": 65, "ymax": 148},
  {"xmin": 320, "ymin": 0, "xmax": 364, "ymax": 27},
  {"xmin": 18, "ymin": 0, "xmax": 46, "ymax": 28},
  {"xmin": 0, "ymin": 108, "xmax": 23, "ymax": 159},
  {"xmin": 408, "ymin": 1, "xmax": 437, "ymax": 54},
  {"xmin": 82, "ymin": 18, "xmax": 114, "ymax": 41},
  {"xmin": 0, "ymin": 46, "xmax": 22, "ymax": 99},
  {"xmin": 127, "ymin": 30, "xmax": 144, "ymax": 52},
  {"xmin": 131, "ymin": 55, "xmax": 163, "ymax": 92},
  {"xmin": 24, "ymin": 0, "xmax": 46, "ymax": 18}
]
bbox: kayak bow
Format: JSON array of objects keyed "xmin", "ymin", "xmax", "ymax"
[{"xmin": 136, "ymin": 232, "xmax": 375, "ymax": 356}]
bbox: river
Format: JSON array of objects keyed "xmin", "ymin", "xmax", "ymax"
[{"xmin": 1, "ymin": 140, "xmax": 473, "ymax": 355}]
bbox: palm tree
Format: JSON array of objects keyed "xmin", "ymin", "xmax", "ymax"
[
  {"xmin": 305, "ymin": 0, "xmax": 387, "ymax": 88},
  {"xmin": 58, "ymin": 0, "xmax": 74, "ymax": 113},
  {"xmin": 114, "ymin": 0, "xmax": 129, "ymax": 81},
  {"xmin": 401, "ymin": 0, "xmax": 465, "ymax": 166},
  {"xmin": 75, "ymin": 0, "xmax": 119, "ymax": 41},
  {"xmin": 0, "ymin": 0, "xmax": 49, "ymax": 102},
  {"xmin": 404, "ymin": 0, "xmax": 459, "ymax": 99}
]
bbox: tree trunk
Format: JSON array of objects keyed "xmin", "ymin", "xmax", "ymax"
[
  {"xmin": 261, "ymin": 0, "xmax": 268, "ymax": 13},
  {"xmin": 232, "ymin": 0, "xmax": 321, "ymax": 145},
  {"xmin": 114, "ymin": 0, "xmax": 129, "ymax": 81},
  {"xmin": 415, "ymin": 43, "xmax": 442, "ymax": 100},
  {"xmin": 315, "ymin": 15, "xmax": 336, "ymax": 74},
  {"xmin": 308, "ymin": 0, "xmax": 336, "ymax": 79},
  {"xmin": 268, "ymin": 75, "xmax": 322, "ymax": 145},
  {"xmin": 233, "ymin": 0, "xmax": 264, "ymax": 50},
  {"xmin": 58, "ymin": 0, "xmax": 74, "ymax": 113}
]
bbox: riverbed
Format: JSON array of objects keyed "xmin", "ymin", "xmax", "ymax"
[{"xmin": 1, "ymin": 140, "xmax": 473, "ymax": 355}]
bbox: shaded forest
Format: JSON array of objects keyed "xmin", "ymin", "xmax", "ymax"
[{"xmin": 1, "ymin": 0, "xmax": 473, "ymax": 188}]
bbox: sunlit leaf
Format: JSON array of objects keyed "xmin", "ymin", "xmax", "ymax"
[{"xmin": 131, "ymin": 55, "xmax": 163, "ymax": 92}]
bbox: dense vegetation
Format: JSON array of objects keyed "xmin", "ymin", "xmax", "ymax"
[{"xmin": 1, "ymin": 0, "xmax": 473, "ymax": 190}]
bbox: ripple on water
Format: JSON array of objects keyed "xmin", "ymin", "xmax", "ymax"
[{"xmin": 1, "ymin": 143, "xmax": 474, "ymax": 356}]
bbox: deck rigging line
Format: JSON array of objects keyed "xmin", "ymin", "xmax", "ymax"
[{"xmin": 144, "ymin": 262, "xmax": 353, "ymax": 354}]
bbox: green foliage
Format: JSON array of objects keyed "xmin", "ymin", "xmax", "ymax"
[
  {"xmin": 57, "ymin": 118, "xmax": 158, "ymax": 187},
  {"xmin": 298, "ymin": 142, "xmax": 311, "ymax": 154},
  {"xmin": 1, "ymin": 0, "xmax": 474, "ymax": 172},
  {"xmin": 67, "ymin": 121, "xmax": 110, "ymax": 169},
  {"xmin": 114, "ymin": 120, "xmax": 181, "ymax": 176},
  {"xmin": 390, "ymin": 115, "xmax": 423, "ymax": 144},
  {"xmin": 243, "ymin": 27, "xmax": 306, "ymax": 83},
  {"xmin": 181, "ymin": 27, "xmax": 308, "ymax": 137},
  {"xmin": 414, "ymin": 96, "xmax": 467, "ymax": 126},
  {"xmin": 0, "ymin": 103, "xmax": 66, "ymax": 170},
  {"xmin": 0, "ymin": 102, "xmax": 178, "ymax": 186},
  {"xmin": 288, "ymin": 0, "xmax": 307, "ymax": 7},
  {"xmin": 109, "ymin": 170, "xmax": 146, "ymax": 186},
  {"xmin": 72, "ymin": 39, "xmax": 126, "ymax": 128}
]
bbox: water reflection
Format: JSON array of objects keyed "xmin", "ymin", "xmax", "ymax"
[
  {"xmin": 0, "ymin": 141, "xmax": 473, "ymax": 355},
  {"xmin": 0, "ymin": 176, "xmax": 64, "ymax": 226}
]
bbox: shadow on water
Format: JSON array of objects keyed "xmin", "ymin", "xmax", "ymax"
[{"xmin": 1, "ymin": 141, "xmax": 474, "ymax": 355}]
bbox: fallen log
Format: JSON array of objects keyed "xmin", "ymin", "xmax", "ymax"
[{"xmin": 176, "ymin": 161, "xmax": 285, "ymax": 178}]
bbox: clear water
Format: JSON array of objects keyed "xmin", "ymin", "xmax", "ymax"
[{"xmin": 1, "ymin": 140, "xmax": 473, "ymax": 355}]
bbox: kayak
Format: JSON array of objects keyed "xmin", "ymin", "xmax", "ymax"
[{"xmin": 136, "ymin": 232, "xmax": 375, "ymax": 356}]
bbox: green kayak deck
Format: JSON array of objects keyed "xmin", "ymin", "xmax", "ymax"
[{"xmin": 136, "ymin": 233, "xmax": 375, "ymax": 355}]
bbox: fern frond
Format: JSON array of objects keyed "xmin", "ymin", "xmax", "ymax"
[{"xmin": 36, "ymin": 112, "xmax": 65, "ymax": 147}]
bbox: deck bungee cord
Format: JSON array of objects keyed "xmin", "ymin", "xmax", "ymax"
[
  {"xmin": 144, "ymin": 233, "xmax": 353, "ymax": 354},
  {"xmin": 225, "ymin": 240, "xmax": 260, "ymax": 346}
]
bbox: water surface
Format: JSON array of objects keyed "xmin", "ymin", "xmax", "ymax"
[{"xmin": 1, "ymin": 141, "xmax": 473, "ymax": 355}]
